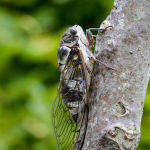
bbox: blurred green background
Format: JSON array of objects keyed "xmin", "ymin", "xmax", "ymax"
[{"xmin": 0, "ymin": 0, "xmax": 149, "ymax": 150}]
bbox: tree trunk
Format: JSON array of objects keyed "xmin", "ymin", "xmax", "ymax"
[{"xmin": 83, "ymin": 0, "xmax": 150, "ymax": 149}]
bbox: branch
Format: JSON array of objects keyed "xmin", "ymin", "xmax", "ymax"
[{"xmin": 83, "ymin": 0, "xmax": 150, "ymax": 149}]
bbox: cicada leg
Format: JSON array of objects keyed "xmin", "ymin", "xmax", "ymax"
[
  {"xmin": 86, "ymin": 26, "xmax": 113, "ymax": 50},
  {"xmin": 89, "ymin": 55, "xmax": 117, "ymax": 71},
  {"xmin": 59, "ymin": 41, "xmax": 77, "ymax": 48},
  {"xmin": 94, "ymin": 58, "xmax": 117, "ymax": 71}
]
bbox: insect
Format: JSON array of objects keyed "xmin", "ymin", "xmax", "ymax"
[{"xmin": 52, "ymin": 25, "xmax": 115, "ymax": 150}]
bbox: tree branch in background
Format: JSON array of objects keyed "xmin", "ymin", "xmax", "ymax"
[{"xmin": 83, "ymin": 0, "xmax": 150, "ymax": 149}]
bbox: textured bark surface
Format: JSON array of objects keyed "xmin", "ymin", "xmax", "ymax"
[{"xmin": 83, "ymin": 0, "xmax": 150, "ymax": 149}]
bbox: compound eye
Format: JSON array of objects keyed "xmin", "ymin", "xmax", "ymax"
[
  {"xmin": 57, "ymin": 46, "xmax": 71, "ymax": 64},
  {"xmin": 70, "ymin": 27, "xmax": 77, "ymax": 34}
]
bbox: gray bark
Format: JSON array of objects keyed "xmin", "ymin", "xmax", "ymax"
[{"xmin": 83, "ymin": 0, "xmax": 150, "ymax": 149}]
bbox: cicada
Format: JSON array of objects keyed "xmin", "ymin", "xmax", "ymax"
[{"xmin": 52, "ymin": 25, "xmax": 114, "ymax": 150}]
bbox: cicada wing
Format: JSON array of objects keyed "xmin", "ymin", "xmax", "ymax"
[
  {"xmin": 52, "ymin": 49, "xmax": 89, "ymax": 150},
  {"xmin": 52, "ymin": 65, "xmax": 79, "ymax": 150},
  {"xmin": 52, "ymin": 92, "xmax": 79, "ymax": 150}
]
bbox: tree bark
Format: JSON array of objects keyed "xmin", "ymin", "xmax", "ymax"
[{"xmin": 83, "ymin": 0, "xmax": 150, "ymax": 149}]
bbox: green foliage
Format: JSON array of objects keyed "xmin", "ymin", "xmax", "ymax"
[
  {"xmin": 0, "ymin": 0, "xmax": 149, "ymax": 149},
  {"xmin": 137, "ymin": 81, "xmax": 150, "ymax": 150}
]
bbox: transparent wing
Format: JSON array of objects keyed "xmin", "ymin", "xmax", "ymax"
[{"xmin": 52, "ymin": 55, "xmax": 89, "ymax": 150}]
